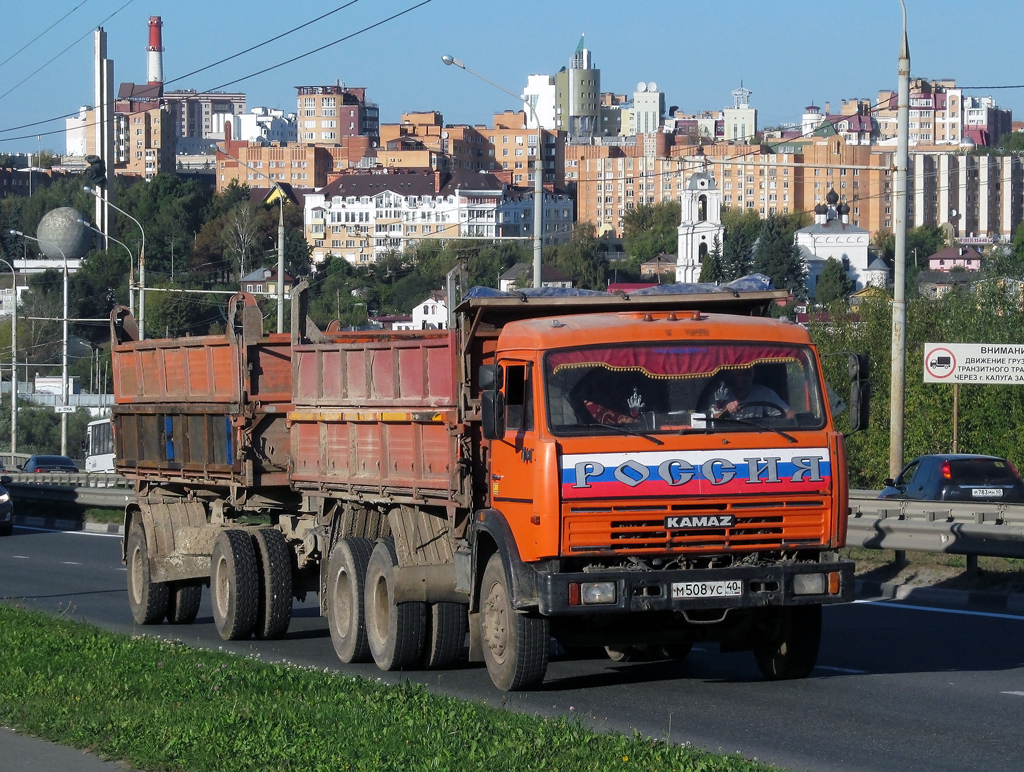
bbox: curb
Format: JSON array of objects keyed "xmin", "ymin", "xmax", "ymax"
[{"xmin": 855, "ymin": 578, "xmax": 1024, "ymax": 614}]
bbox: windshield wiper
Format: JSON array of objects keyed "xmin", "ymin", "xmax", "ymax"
[
  {"xmin": 700, "ymin": 414, "xmax": 797, "ymax": 444},
  {"xmin": 592, "ymin": 422, "xmax": 664, "ymax": 445}
]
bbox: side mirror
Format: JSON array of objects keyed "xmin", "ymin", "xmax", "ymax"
[
  {"xmin": 481, "ymin": 389, "xmax": 505, "ymax": 441},
  {"xmin": 849, "ymin": 381, "xmax": 870, "ymax": 433},
  {"xmin": 882, "ymin": 478, "xmax": 896, "ymax": 487},
  {"xmin": 479, "ymin": 363, "xmax": 503, "ymax": 391}
]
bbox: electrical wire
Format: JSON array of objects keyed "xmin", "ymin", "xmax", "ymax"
[{"xmin": 0, "ymin": 0, "xmax": 92, "ymax": 71}]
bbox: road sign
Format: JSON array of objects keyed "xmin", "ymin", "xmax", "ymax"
[
  {"xmin": 923, "ymin": 342, "xmax": 1024, "ymax": 384},
  {"xmin": 53, "ymin": 405, "xmax": 75, "ymax": 413}
]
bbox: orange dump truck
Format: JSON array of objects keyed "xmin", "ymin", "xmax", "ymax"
[{"xmin": 110, "ymin": 281, "xmax": 864, "ymax": 690}]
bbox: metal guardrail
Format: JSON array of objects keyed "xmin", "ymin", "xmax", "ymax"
[
  {"xmin": 848, "ymin": 490, "xmax": 1024, "ymax": 560},
  {"xmin": 4, "ymin": 473, "xmax": 133, "ymax": 509}
]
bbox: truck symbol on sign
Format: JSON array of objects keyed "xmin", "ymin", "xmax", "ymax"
[{"xmin": 930, "ymin": 355, "xmax": 952, "ymax": 369}]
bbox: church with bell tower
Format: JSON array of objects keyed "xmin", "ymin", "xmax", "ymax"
[{"xmin": 676, "ymin": 153, "xmax": 725, "ymax": 283}]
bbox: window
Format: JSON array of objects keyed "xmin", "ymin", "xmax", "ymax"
[{"xmin": 504, "ymin": 363, "xmax": 533, "ymax": 432}]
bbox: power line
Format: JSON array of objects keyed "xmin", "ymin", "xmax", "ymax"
[{"xmin": 0, "ymin": 0, "xmax": 92, "ymax": 71}]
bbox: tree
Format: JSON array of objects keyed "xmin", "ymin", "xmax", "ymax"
[
  {"xmin": 815, "ymin": 257, "xmax": 855, "ymax": 304},
  {"xmin": 751, "ymin": 213, "xmax": 807, "ymax": 295},
  {"xmin": 699, "ymin": 235, "xmax": 723, "ymax": 283},
  {"xmin": 222, "ymin": 202, "xmax": 261, "ymax": 279},
  {"xmin": 549, "ymin": 222, "xmax": 605, "ymax": 290},
  {"xmin": 622, "ymin": 202, "xmax": 680, "ymax": 263}
]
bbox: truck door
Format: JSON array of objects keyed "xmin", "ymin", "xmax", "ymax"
[{"xmin": 488, "ymin": 362, "xmax": 539, "ymax": 525}]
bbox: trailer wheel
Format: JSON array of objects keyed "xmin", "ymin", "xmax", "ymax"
[
  {"xmin": 480, "ymin": 553, "xmax": 549, "ymax": 691},
  {"xmin": 753, "ymin": 605, "xmax": 822, "ymax": 680},
  {"xmin": 364, "ymin": 538, "xmax": 425, "ymax": 671},
  {"xmin": 166, "ymin": 583, "xmax": 202, "ymax": 625},
  {"xmin": 252, "ymin": 528, "xmax": 293, "ymax": 640},
  {"xmin": 422, "ymin": 602, "xmax": 467, "ymax": 669},
  {"xmin": 126, "ymin": 519, "xmax": 169, "ymax": 625},
  {"xmin": 210, "ymin": 529, "xmax": 259, "ymax": 641},
  {"xmin": 326, "ymin": 537, "xmax": 374, "ymax": 663}
]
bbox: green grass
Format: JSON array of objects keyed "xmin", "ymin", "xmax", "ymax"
[{"xmin": 0, "ymin": 605, "xmax": 777, "ymax": 772}]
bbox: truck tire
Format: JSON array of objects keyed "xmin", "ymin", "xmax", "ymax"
[
  {"xmin": 210, "ymin": 529, "xmax": 259, "ymax": 641},
  {"xmin": 753, "ymin": 605, "xmax": 822, "ymax": 680},
  {"xmin": 480, "ymin": 552, "xmax": 549, "ymax": 691},
  {"xmin": 166, "ymin": 583, "xmax": 202, "ymax": 625},
  {"xmin": 364, "ymin": 538, "xmax": 425, "ymax": 671},
  {"xmin": 252, "ymin": 528, "xmax": 293, "ymax": 640},
  {"xmin": 126, "ymin": 519, "xmax": 169, "ymax": 625},
  {"xmin": 422, "ymin": 602, "xmax": 467, "ymax": 669},
  {"xmin": 326, "ymin": 537, "xmax": 374, "ymax": 663}
]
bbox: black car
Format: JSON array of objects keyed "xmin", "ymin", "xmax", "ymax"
[
  {"xmin": 20, "ymin": 455, "xmax": 79, "ymax": 473},
  {"xmin": 879, "ymin": 454, "xmax": 1024, "ymax": 503},
  {"xmin": 0, "ymin": 476, "xmax": 13, "ymax": 536}
]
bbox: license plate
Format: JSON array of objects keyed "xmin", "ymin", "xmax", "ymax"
[
  {"xmin": 671, "ymin": 580, "xmax": 743, "ymax": 599},
  {"xmin": 972, "ymin": 488, "xmax": 1002, "ymax": 497}
]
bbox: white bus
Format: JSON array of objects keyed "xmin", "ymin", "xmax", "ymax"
[{"xmin": 85, "ymin": 417, "xmax": 115, "ymax": 473}]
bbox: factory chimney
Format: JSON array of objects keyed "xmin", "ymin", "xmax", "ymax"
[{"xmin": 147, "ymin": 16, "xmax": 164, "ymax": 85}]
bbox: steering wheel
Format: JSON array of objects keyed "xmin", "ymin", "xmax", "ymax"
[{"xmin": 729, "ymin": 400, "xmax": 785, "ymax": 417}]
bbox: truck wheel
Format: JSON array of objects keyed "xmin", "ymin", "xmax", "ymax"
[
  {"xmin": 166, "ymin": 583, "xmax": 202, "ymax": 624},
  {"xmin": 126, "ymin": 519, "xmax": 169, "ymax": 625},
  {"xmin": 753, "ymin": 605, "xmax": 822, "ymax": 680},
  {"xmin": 480, "ymin": 553, "xmax": 549, "ymax": 691},
  {"xmin": 252, "ymin": 528, "xmax": 293, "ymax": 640},
  {"xmin": 422, "ymin": 602, "xmax": 467, "ymax": 669},
  {"xmin": 210, "ymin": 529, "xmax": 259, "ymax": 641},
  {"xmin": 364, "ymin": 538, "xmax": 425, "ymax": 671},
  {"xmin": 326, "ymin": 537, "xmax": 374, "ymax": 663}
]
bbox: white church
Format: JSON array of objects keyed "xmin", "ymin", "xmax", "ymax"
[{"xmin": 675, "ymin": 158, "xmax": 724, "ymax": 283}]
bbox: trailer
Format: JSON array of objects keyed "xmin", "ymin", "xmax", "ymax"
[{"xmin": 110, "ymin": 279, "xmax": 864, "ymax": 690}]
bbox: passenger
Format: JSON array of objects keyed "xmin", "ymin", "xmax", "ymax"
[{"xmin": 708, "ymin": 367, "xmax": 795, "ymax": 419}]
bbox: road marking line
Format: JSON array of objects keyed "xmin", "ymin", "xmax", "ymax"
[
  {"xmin": 12, "ymin": 525, "xmax": 121, "ymax": 538},
  {"xmin": 817, "ymin": 665, "xmax": 867, "ymax": 675},
  {"xmin": 854, "ymin": 599, "xmax": 1024, "ymax": 622},
  {"xmin": 11, "ymin": 555, "xmax": 29, "ymax": 559},
  {"xmin": 1001, "ymin": 691, "xmax": 1024, "ymax": 697},
  {"xmin": 62, "ymin": 561, "xmax": 82, "ymax": 565}
]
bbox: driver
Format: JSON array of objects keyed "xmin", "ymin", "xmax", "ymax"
[{"xmin": 709, "ymin": 367, "xmax": 794, "ymax": 419}]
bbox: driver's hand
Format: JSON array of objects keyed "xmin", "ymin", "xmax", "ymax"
[{"xmin": 627, "ymin": 388, "xmax": 645, "ymax": 416}]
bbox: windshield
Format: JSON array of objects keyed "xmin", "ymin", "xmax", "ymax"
[{"xmin": 545, "ymin": 341, "xmax": 826, "ymax": 435}]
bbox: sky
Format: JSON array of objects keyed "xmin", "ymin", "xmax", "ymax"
[{"xmin": 1, "ymin": 0, "xmax": 1022, "ymax": 155}]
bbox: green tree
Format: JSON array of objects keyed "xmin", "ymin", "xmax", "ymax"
[
  {"xmin": 549, "ymin": 222, "xmax": 605, "ymax": 289},
  {"xmin": 699, "ymin": 235, "xmax": 723, "ymax": 283},
  {"xmin": 751, "ymin": 214, "xmax": 806, "ymax": 295},
  {"xmin": 814, "ymin": 257, "xmax": 855, "ymax": 304},
  {"xmin": 622, "ymin": 202, "xmax": 680, "ymax": 263}
]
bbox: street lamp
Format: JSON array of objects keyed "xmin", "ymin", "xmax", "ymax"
[
  {"xmin": 84, "ymin": 186, "xmax": 147, "ymax": 339},
  {"xmin": 78, "ymin": 218, "xmax": 137, "ymax": 315},
  {"xmin": 0, "ymin": 257, "xmax": 16, "ymax": 456},
  {"xmin": 216, "ymin": 147, "xmax": 287, "ymax": 333},
  {"xmin": 442, "ymin": 55, "xmax": 544, "ymax": 289},
  {"xmin": 9, "ymin": 229, "xmax": 69, "ymax": 456}
]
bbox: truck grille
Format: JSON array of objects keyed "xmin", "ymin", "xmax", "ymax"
[{"xmin": 562, "ymin": 497, "xmax": 829, "ymax": 554}]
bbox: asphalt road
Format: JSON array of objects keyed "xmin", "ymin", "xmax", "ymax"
[{"xmin": 3, "ymin": 523, "xmax": 1024, "ymax": 772}]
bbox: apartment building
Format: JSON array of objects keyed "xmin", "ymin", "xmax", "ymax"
[
  {"xmin": 303, "ymin": 169, "xmax": 573, "ymax": 265},
  {"xmin": 296, "ymin": 85, "xmax": 379, "ymax": 145},
  {"xmin": 112, "ymin": 83, "xmax": 176, "ymax": 179},
  {"xmin": 875, "ymin": 79, "xmax": 1011, "ymax": 147},
  {"xmin": 216, "ymin": 129, "xmax": 333, "ymax": 191},
  {"xmin": 162, "ymin": 89, "xmax": 246, "ymax": 141}
]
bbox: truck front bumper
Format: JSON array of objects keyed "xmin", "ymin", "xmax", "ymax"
[{"xmin": 533, "ymin": 559, "xmax": 855, "ymax": 616}]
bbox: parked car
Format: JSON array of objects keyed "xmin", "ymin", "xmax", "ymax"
[
  {"xmin": 0, "ymin": 475, "xmax": 13, "ymax": 536},
  {"xmin": 879, "ymin": 454, "xmax": 1024, "ymax": 503},
  {"xmin": 20, "ymin": 455, "xmax": 79, "ymax": 473}
]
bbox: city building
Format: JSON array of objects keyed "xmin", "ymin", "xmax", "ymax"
[
  {"xmin": 555, "ymin": 36, "xmax": 601, "ymax": 141},
  {"xmin": 296, "ymin": 85, "xmax": 379, "ymax": 146},
  {"xmin": 676, "ymin": 163, "xmax": 724, "ymax": 282},
  {"xmin": 926, "ymin": 244, "xmax": 983, "ymax": 272},
  {"xmin": 795, "ymin": 190, "xmax": 875, "ymax": 296},
  {"xmin": 240, "ymin": 266, "xmax": 294, "ymax": 299},
  {"xmin": 114, "ymin": 82, "xmax": 176, "ymax": 179},
  {"xmin": 875, "ymin": 79, "xmax": 1012, "ymax": 147},
  {"xmin": 499, "ymin": 263, "xmax": 572, "ymax": 291},
  {"xmin": 723, "ymin": 85, "xmax": 757, "ymax": 143},
  {"xmin": 216, "ymin": 124, "xmax": 333, "ymax": 191},
  {"xmin": 162, "ymin": 89, "xmax": 247, "ymax": 148}
]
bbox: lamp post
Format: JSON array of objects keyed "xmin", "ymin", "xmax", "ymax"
[
  {"xmin": 10, "ymin": 229, "xmax": 69, "ymax": 456},
  {"xmin": 890, "ymin": 0, "xmax": 911, "ymax": 479},
  {"xmin": 442, "ymin": 55, "xmax": 544, "ymax": 288},
  {"xmin": 216, "ymin": 147, "xmax": 287, "ymax": 333},
  {"xmin": 84, "ymin": 186, "xmax": 147, "ymax": 338},
  {"xmin": 0, "ymin": 258, "xmax": 16, "ymax": 456},
  {"xmin": 79, "ymin": 218, "xmax": 136, "ymax": 315}
]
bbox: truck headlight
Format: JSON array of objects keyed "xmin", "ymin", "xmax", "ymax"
[
  {"xmin": 580, "ymin": 582, "xmax": 616, "ymax": 605},
  {"xmin": 793, "ymin": 573, "xmax": 826, "ymax": 595}
]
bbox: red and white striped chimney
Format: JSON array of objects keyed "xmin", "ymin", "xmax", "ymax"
[{"xmin": 146, "ymin": 16, "xmax": 164, "ymax": 85}]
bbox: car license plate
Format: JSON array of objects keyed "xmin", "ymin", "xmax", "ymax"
[
  {"xmin": 671, "ymin": 580, "xmax": 743, "ymax": 599},
  {"xmin": 972, "ymin": 488, "xmax": 1002, "ymax": 497}
]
